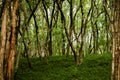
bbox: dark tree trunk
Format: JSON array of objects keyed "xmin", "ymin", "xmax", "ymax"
[
  {"xmin": 56, "ymin": 0, "xmax": 79, "ymax": 64},
  {"xmin": 62, "ymin": 28, "xmax": 65, "ymax": 55},
  {"xmin": 42, "ymin": 0, "xmax": 55, "ymax": 56}
]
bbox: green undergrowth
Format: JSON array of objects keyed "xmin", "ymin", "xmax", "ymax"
[{"xmin": 15, "ymin": 53, "xmax": 112, "ymax": 80}]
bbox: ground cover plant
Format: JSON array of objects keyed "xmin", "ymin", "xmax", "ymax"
[{"xmin": 15, "ymin": 53, "xmax": 112, "ymax": 80}]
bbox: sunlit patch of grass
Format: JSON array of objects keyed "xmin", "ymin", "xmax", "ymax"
[{"xmin": 15, "ymin": 53, "xmax": 112, "ymax": 80}]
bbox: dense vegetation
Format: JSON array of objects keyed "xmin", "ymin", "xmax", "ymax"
[{"xmin": 15, "ymin": 53, "xmax": 112, "ymax": 80}]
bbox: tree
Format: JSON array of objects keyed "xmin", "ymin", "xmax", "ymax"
[
  {"xmin": 111, "ymin": 0, "xmax": 120, "ymax": 80},
  {"xmin": 0, "ymin": 0, "xmax": 18, "ymax": 80},
  {"xmin": 6, "ymin": 0, "xmax": 18, "ymax": 79},
  {"xmin": 0, "ymin": 0, "xmax": 11, "ymax": 80},
  {"xmin": 42, "ymin": 0, "xmax": 55, "ymax": 56}
]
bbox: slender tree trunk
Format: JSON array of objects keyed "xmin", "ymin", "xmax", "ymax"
[
  {"xmin": 95, "ymin": 22, "xmax": 99, "ymax": 54},
  {"xmin": 66, "ymin": 43, "xmax": 70, "ymax": 56},
  {"xmin": 42, "ymin": 0, "xmax": 55, "ymax": 56},
  {"xmin": 15, "ymin": 46, "xmax": 21, "ymax": 74},
  {"xmin": 48, "ymin": 30, "xmax": 52, "ymax": 56},
  {"xmin": 56, "ymin": 0, "xmax": 79, "ymax": 64},
  {"xmin": 79, "ymin": 0, "xmax": 87, "ymax": 64},
  {"xmin": 66, "ymin": 0, "xmax": 74, "ymax": 57},
  {"xmin": 103, "ymin": 0, "xmax": 109, "ymax": 53},
  {"xmin": 62, "ymin": 28, "xmax": 65, "ymax": 55}
]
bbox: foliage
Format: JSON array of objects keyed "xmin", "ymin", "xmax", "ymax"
[
  {"xmin": 14, "ymin": 0, "xmax": 112, "ymax": 56},
  {"xmin": 15, "ymin": 53, "xmax": 111, "ymax": 80}
]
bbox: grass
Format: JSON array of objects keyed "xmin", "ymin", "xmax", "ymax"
[{"xmin": 15, "ymin": 53, "xmax": 112, "ymax": 80}]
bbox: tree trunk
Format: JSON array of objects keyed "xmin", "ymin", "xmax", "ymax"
[
  {"xmin": 56, "ymin": 0, "xmax": 79, "ymax": 64},
  {"xmin": 42, "ymin": 0, "xmax": 55, "ymax": 56},
  {"xmin": 0, "ymin": 0, "xmax": 11, "ymax": 80},
  {"xmin": 66, "ymin": 43, "xmax": 70, "ymax": 56},
  {"xmin": 6, "ymin": 0, "xmax": 18, "ymax": 80},
  {"xmin": 4, "ymin": 6, "xmax": 11, "ymax": 80},
  {"xmin": 62, "ymin": 28, "xmax": 65, "ymax": 55},
  {"xmin": 111, "ymin": 0, "xmax": 120, "ymax": 80},
  {"xmin": 103, "ymin": 0, "xmax": 109, "ymax": 53},
  {"xmin": 95, "ymin": 22, "xmax": 99, "ymax": 54}
]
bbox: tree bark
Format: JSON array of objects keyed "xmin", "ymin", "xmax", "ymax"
[
  {"xmin": 111, "ymin": 0, "xmax": 120, "ymax": 80},
  {"xmin": 6, "ymin": 0, "xmax": 18, "ymax": 80},
  {"xmin": 0, "ymin": 0, "xmax": 11, "ymax": 80}
]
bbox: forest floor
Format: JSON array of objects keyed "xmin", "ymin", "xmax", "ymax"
[{"xmin": 15, "ymin": 53, "xmax": 112, "ymax": 80}]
